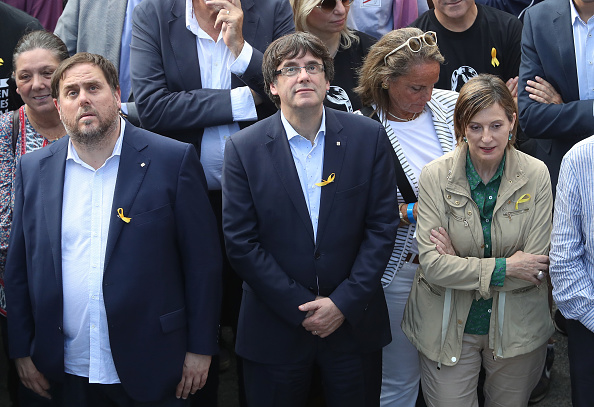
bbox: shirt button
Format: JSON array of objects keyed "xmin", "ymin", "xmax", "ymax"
[
  {"xmin": 485, "ymin": 244, "xmax": 489, "ymax": 248},
  {"xmin": 451, "ymin": 357, "xmax": 457, "ymax": 363},
  {"xmin": 488, "ymin": 309, "xmax": 492, "ymax": 313},
  {"xmin": 486, "ymin": 219, "xmax": 490, "ymax": 223},
  {"xmin": 308, "ymin": 155, "xmax": 312, "ymax": 158},
  {"xmin": 488, "ymin": 196, "xmax": 492, "ymax": 200}
]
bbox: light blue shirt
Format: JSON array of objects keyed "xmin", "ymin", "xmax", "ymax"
[
  {"xmin": 61, "ymin": 119, "xmax": 124, "ymax": 383},
  {"xmin": 185, "ymin": 0, "xmax": 257, "ymax": 190},
  {"xmin": 280, "ymin": 110, "xmax": 326, "ymax": 242},
  {"xmin": 119, "ymin": 0, "xmax": 144, "ymax": 103},
  {"xmin": 550, "ymin": 135, "xmax": 594, "ymax": 332},
  {"xmin": 570, "ymin": 0, "xmax": 594, "ymax": 104}
]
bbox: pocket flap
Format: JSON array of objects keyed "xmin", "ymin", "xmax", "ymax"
[{"xmin": 160, "ymin": 307, "xmax": 187, "ymax": 334}]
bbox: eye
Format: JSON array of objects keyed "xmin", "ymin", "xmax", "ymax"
[
  {"xmin": 305, "ymin": 64, "xmax": 317, "ymax": 73},
  {"xmin": 285, "ymin": 67, "xmax": 299, "ymax": 75},
  {"xmin": 411, "ymin": 86, "xmax": 422, "ymax": 92},
  {"xmin": 89, "ymin": 85, "xmax": 98, "ymax": 91},
  {"xmin": 67, "ymin": 90, "xmax": 78, "ymax": 97},
  {"xmin": 469, "ymin": 125, "xmax": 481, "ymax": 131}
]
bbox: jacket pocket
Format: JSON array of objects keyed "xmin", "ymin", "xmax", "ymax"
[
  {"xmin": 131, "ymin": 204, "xmax": 173, "ymax": 226},
  {"xmin": 334, "ymin": 181, "xmax": 368, "ymax": 201},
  {"xmin": 418, "ymin": 274, "xmax": 442, "ymax": 296},
  {"xmin": 160, "ymin": 307, "xmax": 186, "ymax": 334}
]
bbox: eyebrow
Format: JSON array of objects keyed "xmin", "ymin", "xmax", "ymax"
[{"xmin": 280, "ymin": 60, "xmax": 321, "ymax": 67}]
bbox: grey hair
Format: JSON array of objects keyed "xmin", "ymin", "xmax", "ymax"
[{"xmin": 12, "ymin": 30, "xmax": 69, "ymax": 72}]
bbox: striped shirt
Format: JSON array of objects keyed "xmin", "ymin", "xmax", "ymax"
[{"xmin": 550, "ymin": 135, "xmax": 594, "ymax": 332}]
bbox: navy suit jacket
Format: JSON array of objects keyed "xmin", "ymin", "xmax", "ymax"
[
  {"xmin": 222, "ymin": 109, "xmax": 398, "ymax": 364},
  {"xmin": 5, "ymin": 123, "xmax": 222, "ymax": 402},
  {"xmin": 130, "ymin": 0, "xmax": 294, "ymax": 152},
  {"xmin": 518, "ymin": 0, "xmax": 594, "ymax": 192}
]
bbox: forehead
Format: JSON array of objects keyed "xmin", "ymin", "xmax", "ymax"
[
  {"xmin": 15, "ymin": 48, "xmax": 60, "ymax": 70},
  {"xmin": 278, "ymin": 50, "xmax": 322, "ymax": 67},
  {"xmin": 60, "ymin": 63, "xmax": 108, "ymax": 88}
]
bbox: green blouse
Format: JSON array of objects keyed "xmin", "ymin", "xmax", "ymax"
[{"xmin": 464, "ymin": 150, "xmax": 506, "ymax": 335}]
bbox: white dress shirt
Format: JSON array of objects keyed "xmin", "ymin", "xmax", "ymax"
[
  {"xmin": 185, "ymin": 0, "xmax": 257, "ymax": 190},
  {"xmin": 280, "ymin": 110, "xmax": 326, "ymax": 242},
  {"xmin": 570, "ymin": 0, "xmax": 594, "ymax": 103},
  {"xmin": 61, "ymin": 119, "xmax": 125, "ymax": 383}
]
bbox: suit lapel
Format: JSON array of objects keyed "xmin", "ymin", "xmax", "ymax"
[
  {"xmin": 104, "ymin": 126, "xmax": 150, "ymax": 271},
  {"xmin": 169, "ymin": 0, "xmax": 203, "ymax": 92},
  {"xmin": 39, "ymin": 139, "xmax": 68, "ymax": 291},
  {"xmin": 554, "ymin": 3, "xmax": 580, "ymax": 101},
  {"xmin": 265, "ymin": 113, "xmax": 315, "ymax": 242},
  {"xmin": 316, "ymin": 110, "xmax": 346, "ymax": 248}
]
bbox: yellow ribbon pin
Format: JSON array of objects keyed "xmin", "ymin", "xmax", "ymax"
[
  {"xmin": 0, "ymin": 58, "xmax": 3, "ymax": 67},
  {"xmin": 491, "ymin": 48, "xmax": 499, "ymax": 67},
  {"xmin": 117, "ymin": 208, "xmax": 131, "ymax": 223},
  {"xmin": 315, "ymin": 173, "xmax": 335, "ymax": 187},
  {"xmin": 515, "ymin": 194, "xmax": 531, "ymax": 210}
]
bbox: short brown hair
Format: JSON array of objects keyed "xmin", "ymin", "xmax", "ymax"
[
  {"xmin": 454, "ymin": 74, "xmax": 518, "ymax": 146},
  {"xmin": 51, "ymin": 52, "xmax": 119, "ymax": 99},
  {"xmin": 262, "ymin": 32, "xmax": 334, "ymax": 108},
  {"xmin": 12, "ymin": 30, "xmax": 69, "ymax": 72},
  {"xmin": 355, "ymin": 28, "xmax": 444, "ymax": 117}
]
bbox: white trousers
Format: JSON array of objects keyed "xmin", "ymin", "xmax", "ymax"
[{"xmin": 380, "ymin": 262, "xmax": 420, "ymax": 407}]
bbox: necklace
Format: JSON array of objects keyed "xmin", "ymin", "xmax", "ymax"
[{"xmin": 387, "ymin": 111, "xmax": 419, "ymax": 122}]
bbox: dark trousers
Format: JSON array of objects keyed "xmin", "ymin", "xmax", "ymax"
[
  {"xmin": 47, "ymin": 374, "xmax": 190, "ymax": 407},
  {"xmin": 243, "ymin": 346, "xmax": 382, "ymax": 407},
  {"xmin": 566, "ymin": 318, "xmax": 594, "ymax": 407}
]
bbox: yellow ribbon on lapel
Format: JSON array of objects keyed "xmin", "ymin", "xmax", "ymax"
[
  {"xmin": 491, "ymin": 48, "xmax": 499, "ymax": 67},
  {"xmin": 117, "ymin": 208, "xmax": 131, "ymax": 223},
  {"xmin": 0, "ymin": 58, "xmax": 4, "ymax": 67},
  {"xmin": 515, "ymin": 194, "xmax": 531, "ymax": 210},
  {"xmin": 315, "ymin": 173, "xmax": 335, "ymax": 187}
]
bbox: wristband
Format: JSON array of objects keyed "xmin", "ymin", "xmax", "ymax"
[{"xmin": 407, "ymin": 203, "xmax": 416, "ymax": 224}]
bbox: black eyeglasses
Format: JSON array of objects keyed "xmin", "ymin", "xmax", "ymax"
[
  {"xmin": 274, "ymin": 63, "xmax": 325, "ymax": 77},
  {"xmin": 316, "ymin": 0, "xmax": 354, "ymax": 13},
  {"xmin": 383, "ymin": 31, "xmax": 438, "ymax": 65}
]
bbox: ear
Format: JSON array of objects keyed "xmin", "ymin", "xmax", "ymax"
[
  {"xmin": 325, "ymin": 79, "xmax": 330, "ymax": 92},
  {"xmin": 53, "ymin": 98, "xmax": 59, "ymax": 111},
  {"xmin": 270, "ymin": 81, "xmax": 279, "ymax": 96},
  {"xmin": 510, "ymin": 112, "xmax": 516, "ymax": 132},
  {"xmin": 115, "ymin": 86, "xmax": 122, "ymax": 109}
]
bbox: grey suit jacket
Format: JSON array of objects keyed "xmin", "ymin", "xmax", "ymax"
[
  {"xmin": 54, "ymin": 0, "xmax": 127, "ymax": 67},
  {"xmin": 518, "ymin": 0, "xmax": 594, "ymax": 192}
]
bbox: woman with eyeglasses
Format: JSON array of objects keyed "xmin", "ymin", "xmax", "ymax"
[
  {"xmin": 289, "ymin": 0, "xmax": 376, "ymax": 113},
  {"xmin": 401, "ymin": 74, "xmax": 554, "ymax": 406},
  {"xmin": 355, "ymin": 27, "xmax": 457, "ymax": 407}
]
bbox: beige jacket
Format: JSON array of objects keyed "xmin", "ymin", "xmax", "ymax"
[{"xmin": 402, "ymin": 143, "xmax": 554, "ymax": 367}]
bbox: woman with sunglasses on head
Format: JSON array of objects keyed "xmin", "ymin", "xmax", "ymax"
[
  {"xmin": 290, "ymin": 0, "xmax": 376, "ymax": 113},
  {"xmin": 401, "ymin": 74, "xmax": 554, "ymax": 406},
  {"xmin": 355, "ymin": 27, "xmax": 457, "ymax": 407},
  {"xmin": 0, "ymin": 29, "xmax": 69, "ymax": 406}
]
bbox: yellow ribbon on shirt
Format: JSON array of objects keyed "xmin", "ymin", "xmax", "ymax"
[
  {"xmin": 491, "ymin": 48, "xmax": 500, "ymax": 67},
  {"xmin": 515, "ymin": 194, "xmax": 531, "ymax": 210},
  {"xmin": 117, "ymin": 208, "xmax": 131, "ymax": 223},
  {"xmin": 315, "ymin": 173, "xmax": 335, "ymax": 187}
]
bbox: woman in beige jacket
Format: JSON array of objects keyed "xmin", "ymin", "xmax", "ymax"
[{"xmin": 402, "ymin": 74, "xmax": 554, "ymax": 407}]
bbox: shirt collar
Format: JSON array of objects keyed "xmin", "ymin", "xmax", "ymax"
[
  {"xmin": 280, "ymin": 109, "xmax": 326, "ymax": 143},
  {"xmin": 66, "ymin": 117, "xmax": 125, "ymax": 169},
  {"xmin": 186, "ymin": 0, "xmax": 222, "ymax": 40},
  {"xmin": 465, "ymin": 148, "xmax": 506, "ymax": 190},
  {"xmin": 570, "ymin": 0, "xmax": 586, "ymax": 25}
]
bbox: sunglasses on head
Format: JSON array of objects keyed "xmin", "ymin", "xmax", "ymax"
[
  {"xmin": 383, "ymin": 31, "xmax": 438, "ymax": 65},
  {"xmin": 316, "ymin": 0, "xmax": 354, "ymax": 13}
]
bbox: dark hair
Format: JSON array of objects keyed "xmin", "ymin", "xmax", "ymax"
[
  {"xmin": 454, "ymin": 74, "xmax": 518, "ymax": 146},
  {"xmin": 12, "ymin": 30, "xmax": 69, "ymax": 72},
  {"xmin": 51, "ymin": 52, "xmax": 119, "ymax": 99},
  {"xmin": 262, "ymin": 32, "xmax": 334, "ymax": 108},
  {"xmin": 355, "ymin": 28, "xmax": 444, "ymax": 116}
]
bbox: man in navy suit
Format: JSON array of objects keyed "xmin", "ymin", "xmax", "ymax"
[
  {"xmin": 5, "ymin": 53, "xmax": 222, "ymax": 406},
  {"xmin": 222, "ymin": 32, "xmax": 399, "ymax": 407},
  {"xmin": 519, "ymin": 0, "xmax": 594, "ymax": 194}
]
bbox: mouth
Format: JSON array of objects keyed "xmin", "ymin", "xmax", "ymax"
[
  {"xmin": 32, "ymin": 95, "xmax": 50, "ymax": 101},
  {"xmin": 480, "ymin": 146, "xmax": 496, "ymax": 153}
]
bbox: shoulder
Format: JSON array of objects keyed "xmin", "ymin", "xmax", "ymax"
[
  {"xmin": 328, "ymin": 108, "xmax": 383, "ymax": 132},
  {"xmin": 135, "ymin": 0, "xmax": 171, "ymax": 15},
  {"xmin": 479, "ymin": 4, "xmax": 522, "ymax": 27},
  {"xmin": 353, "ymin": 30, "xmax": 377, "ymax": 50},
  {"xmin": 430, "ymin": 89, "xmax": 459, "ymax": 110},
  {"xmin": 512, "ymin": 148, "xmax": 548, "ymax": 173},
  {"xmin": 410, "ymin": 10, "xmax": 438, "ymax": 30},
  {"xmin": 0, "ymin": 2, "xmax": 42, "ymax": 30},
  {"xmin": 525, "ymin": 0, "xmax": 563, "ymax": 18},
  {"xmin": 563, "ymin": 136, "xmax": 594, "ymax": 164},
  {"xmin": 228, "ymin": 113, "xmax": 279, "ymax": 148}
]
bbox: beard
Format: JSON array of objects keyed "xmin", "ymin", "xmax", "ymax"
[{"xmin": 61, "ymin": 100, "xmax": 120, "ymax": 149}]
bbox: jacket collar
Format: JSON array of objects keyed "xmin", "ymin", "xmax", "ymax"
[{"xmin": 446, "ymin": 143, "xmax": 528, "ymax": 212}]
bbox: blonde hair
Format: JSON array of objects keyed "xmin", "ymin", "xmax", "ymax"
[{"xmin": 290, "ymin": 0, "xmax": 359, "ymax": 50}]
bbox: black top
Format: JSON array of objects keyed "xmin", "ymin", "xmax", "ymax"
[
  {"xmin": 410, "ymin": 4, "xmax": 522, "ymax": 92},
  {"xmin": 324, "ymin": 30, "xmax": 376, "ymax": 112},
  {"xmin": 0, "ymin": 3, "xmax": 43, "ymax": 114}
]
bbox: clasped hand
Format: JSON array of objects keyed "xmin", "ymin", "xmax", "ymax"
[{"xmin": 299, "ymin": 297, "xmax": 345, "ymax": 338}]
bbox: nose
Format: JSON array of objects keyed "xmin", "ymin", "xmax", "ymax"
[
  {"xmin": 77, "ymin": 88, "xmax": 91, "ymax": 105},
  {"xmin": 334, "ymin": 0, "xmax": 347, "ymax": 14},
  {"xmin": 481, "ymin": 130, "xmax": 493, "ymax": 143},
  {"xmin": 31, "ymin": 73, "xmax": 46, "ymax": 90},
  {"xmin": 296, "ymin": 66, "xmax": 311, "ymax": 81}
]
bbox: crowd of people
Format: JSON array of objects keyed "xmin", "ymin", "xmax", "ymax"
[{"xmin": 0, "ymin": 0, "xmax": 593, "ymax": 406}]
